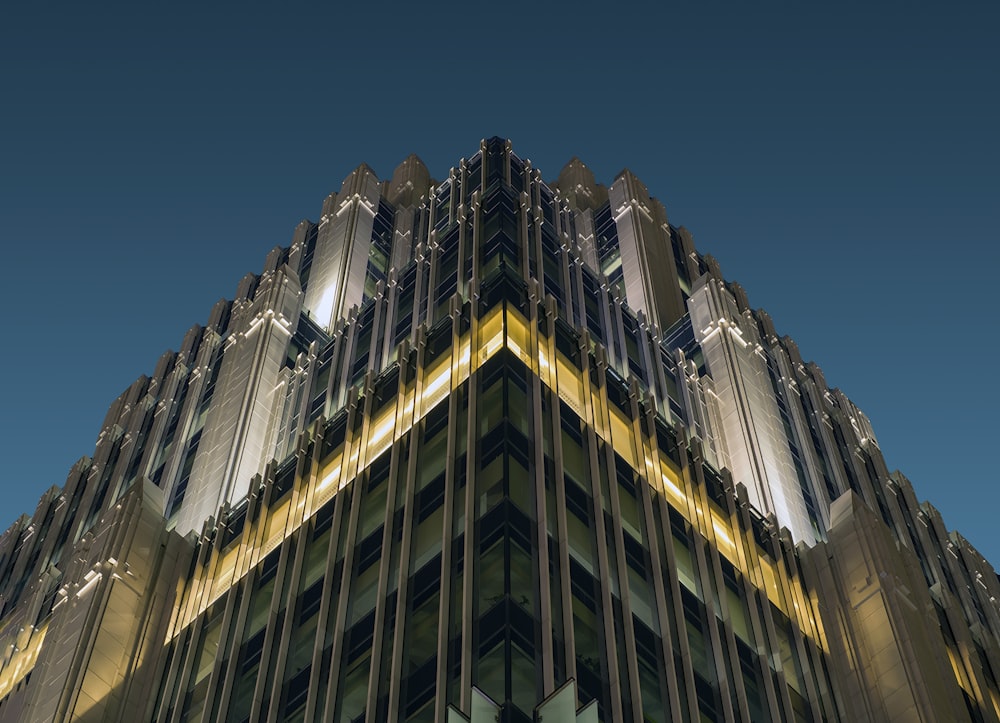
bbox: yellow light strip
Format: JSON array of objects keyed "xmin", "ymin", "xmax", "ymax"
[
  {"xmin": 659, "ymin": 462, "xmax": 687, "ymax": 511},
  {"xmin": 366, "ymin": 407, "xmax": 398, "ymax": 462},
  {"xmin": 948, "ymin": 645, "xmax": 972, "ymax": 695},
  {"xmin": 711, "ymin": 511, "xmax": 736, "ymax": 558},
  {"xmin": 167, "ymin": 303, "xmax": 824, "ymax": 653},
  {"xmin": 420, "ymin": 361, "xmax": 452, "ymax": 416},
  {"xmin": 317, "ymin": 462, "xmax": 342, "ymax": 492}
]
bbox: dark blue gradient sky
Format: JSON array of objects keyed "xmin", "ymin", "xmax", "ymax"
[{"xmin": 2, "ymin": 2, "xmax": 997, "ymax": 560}]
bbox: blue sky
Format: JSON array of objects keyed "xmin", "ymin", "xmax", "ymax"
[{"xmin": 2, "ymin": 2, "xmax": 998, "ymax": 561}]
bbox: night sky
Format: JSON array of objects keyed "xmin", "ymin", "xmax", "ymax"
[{"xmin": 2, "ymin": 3, "xmax": 997, "ymax": 561}]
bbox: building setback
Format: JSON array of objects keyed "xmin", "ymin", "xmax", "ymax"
[{"xmin": 1, "ymin": 138, "xmax": 998, "ymax": 722}]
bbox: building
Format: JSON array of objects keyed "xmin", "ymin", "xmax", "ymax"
[{"xmin": 2, "ymin": 138, "xmax": 999, "ymax": 722}]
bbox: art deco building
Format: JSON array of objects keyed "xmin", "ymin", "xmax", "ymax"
[{"xmin": 2, "ymin": 138, "xmax": 1000, "ymax": 722}]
